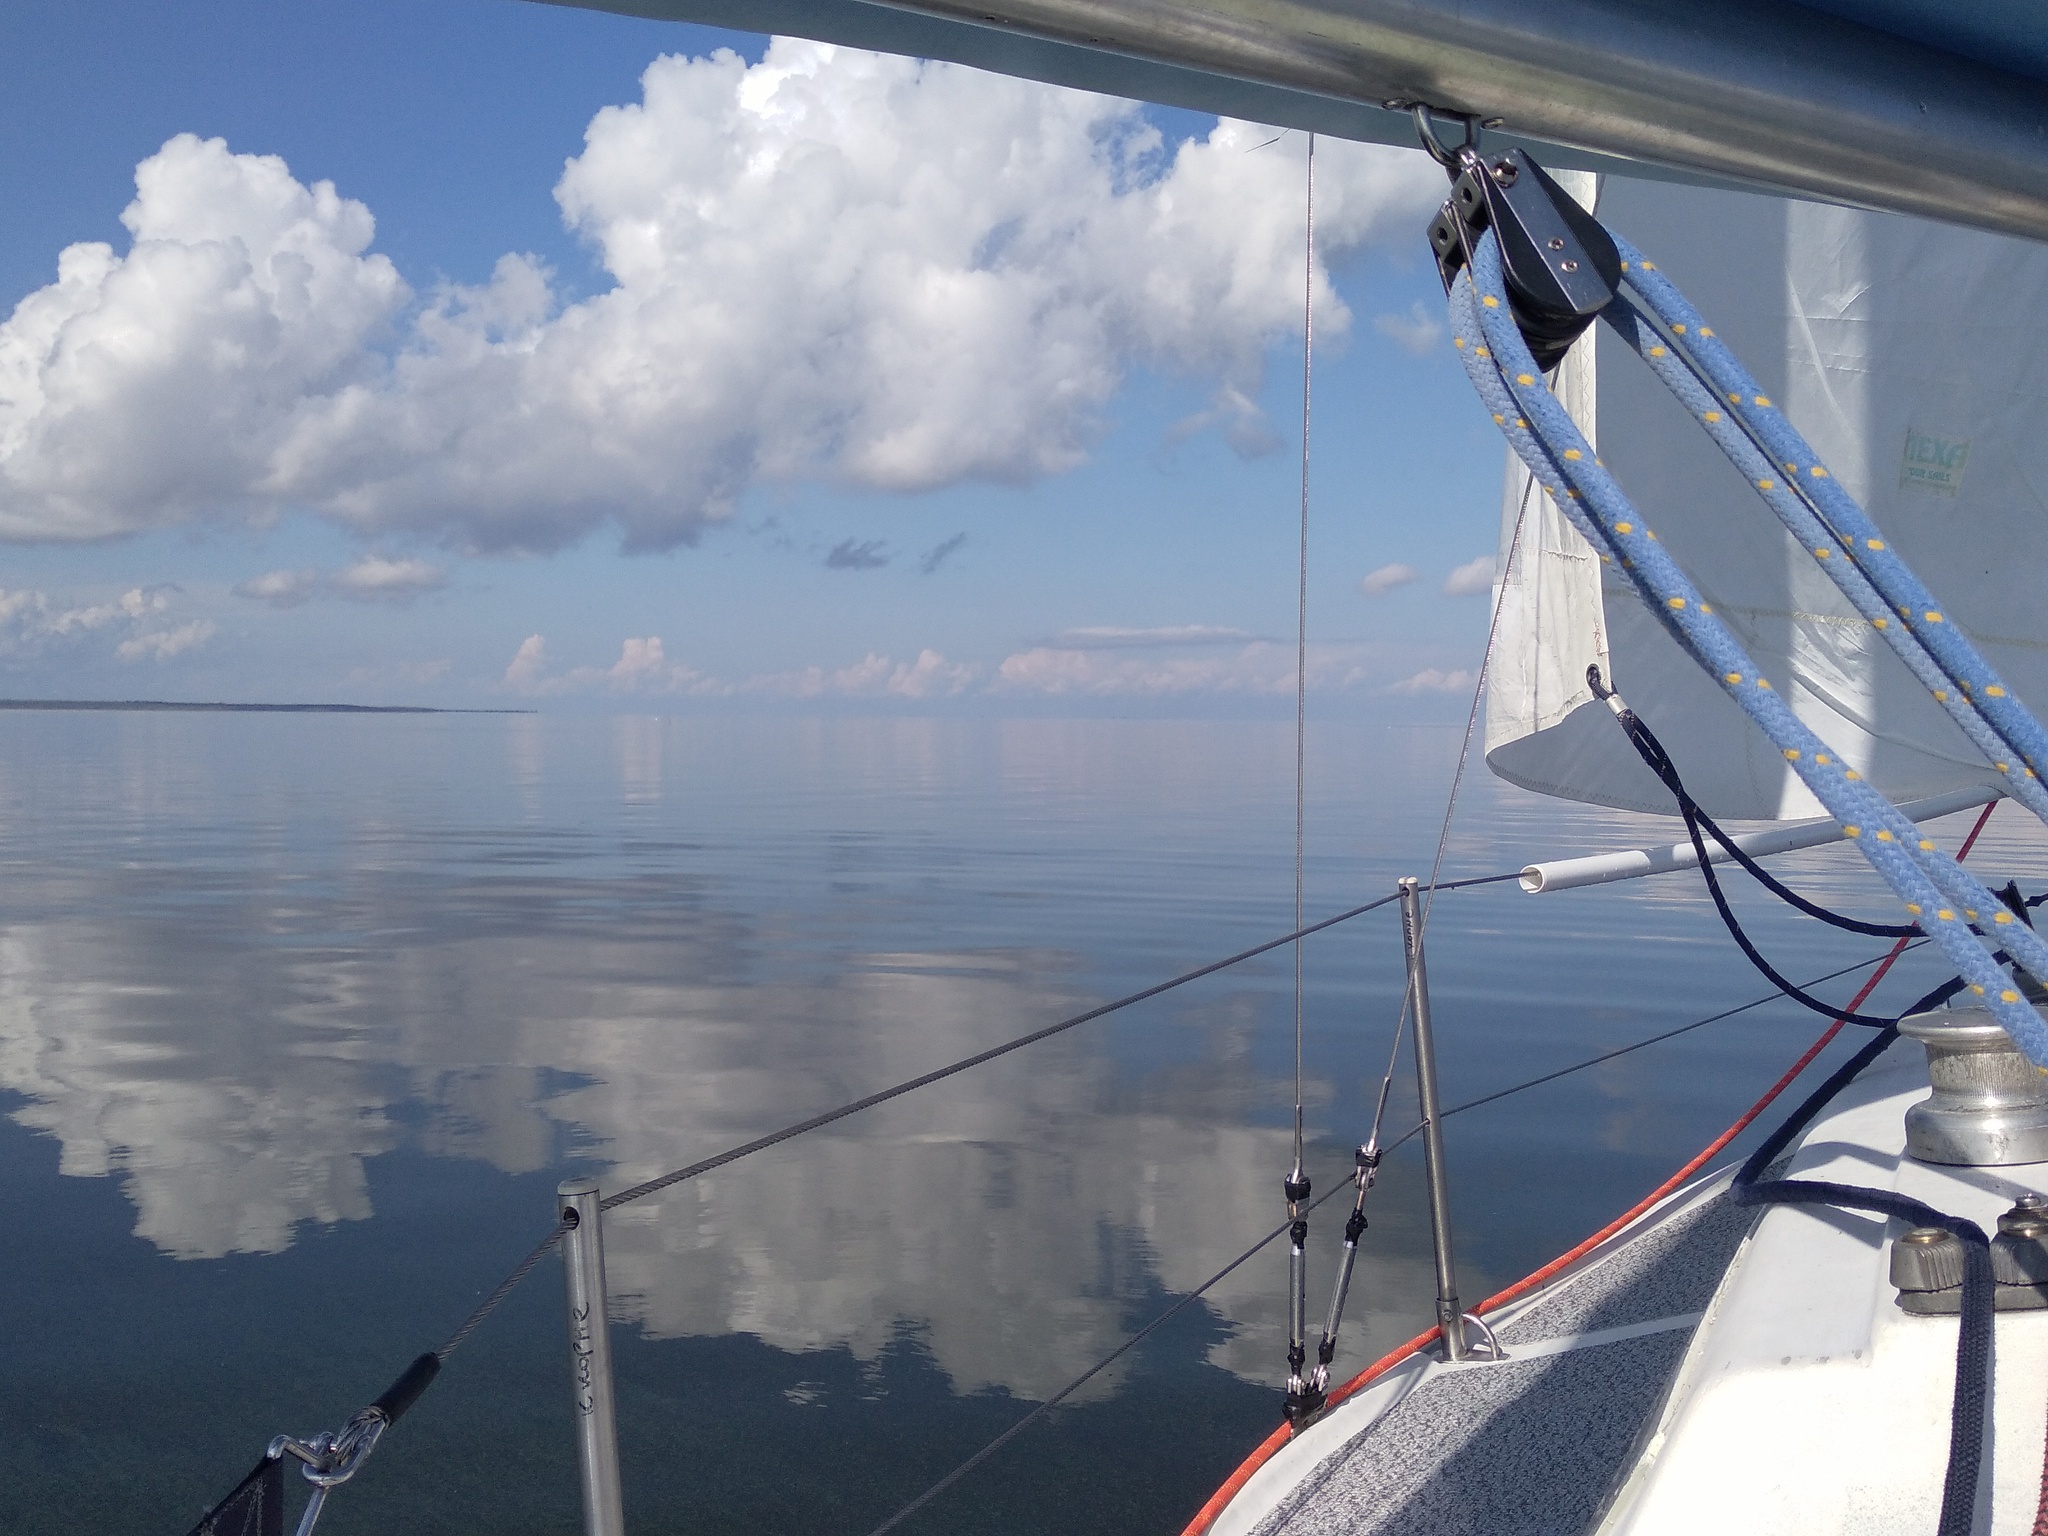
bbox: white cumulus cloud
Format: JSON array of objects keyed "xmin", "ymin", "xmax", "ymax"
[
  {"xmin": 331, "ymin": 554, "xmax": 445, "ymax": 600},
  {"xmin": 1373, "ymin": 300, "xmax": 1442, "ymax": 356},
  {"xmin": 232, "ymin": 556, "xmax": 443, "ymax": 604},
  {"xmin": 501, "ymin": 634, "xmax": 979, "ymax": 700},
  {"xmin": 992, "ymin": 639, "xmax": 1374, "ymax": 696},
  {"xmin": 502, "ymin": 635, "xmax": 724, "ymax": 697},
  {"xmin": 1442, "ymin": 556, "xmax": 1496, "ymax": 597},
  {"xmin": 1359, "ymin": 562, "xmax": 1418, "ymax": 597},
  {"xmin": 0, "ymin": 135, "xmax": 404, "ymax": 540},
  {"xmin": 117, "ymin": 619, "xmax": 216, "ymax": 662},
  {"xmin": 1388, "ymin": 666, "xmax": 1477, "ymax": 695},
  {"xmin": 0, "ymin": 583, "xmax": 208, "ymax": 663},
  {"xmin": 234, "ymin": 568, "xmax": 319, "ymax": 607},
  {"xmin": 0, "ymin": 44, "xmax": 1441, "ymax": 551},
  {"xmin": 1046, "ymin": 625, "xmax": 1257, "ymax": 648}
]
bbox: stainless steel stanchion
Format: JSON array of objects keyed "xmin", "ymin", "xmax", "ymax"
[
  {"xmin": 558, "ymin": 1178, "xmax": 627, "ymax": 1536},
  {"xmin": 1398, "ymin": 877, "xmax": 1467, "ymax": 1361}
]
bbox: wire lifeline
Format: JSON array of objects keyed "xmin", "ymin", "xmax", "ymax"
[
  {"xmin": 187, "ymin": 884, "xmax": 1475, "ymax": 1535},
  {"xmin": 1596, "ymin": 292, "xmax": 2048, "ymax": 830},
  {"xmin": 1620, "ymin": 246, "xmax": 2048, "ymax": 803},
  {"xmin": 600, "ymin": 889, "xmax": 1409, "ymax": 1212},
  {"xmin": 216, "ymin": 879, "xmax": 1958, "ymax": 1536},
  {"xmin": 861, "ymin": 1179, "xmax": 1351, "ymax": 1536},
  {"xmin": 435, "ymin": 1218, "xmax": 571, "ymax": 1361},
  {"xmin": 1388, "ymin": 939, "xmax": 1936, "ymax": 1145},
  {"xmin": 1450, "ymin": 235, "xmax": 2048, "ymax": 1064}
]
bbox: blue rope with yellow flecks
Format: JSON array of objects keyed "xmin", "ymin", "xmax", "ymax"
[
  {"xmin": 1598, "ymin": 297, "xmax": 2048, "ymax": 831},
  {"xmin": 1617, "ymin": 242, "xmax": 2048, "ymax": 795},
  {"xmin": 1449, "ymin": 233, "xmax": 2048, "ymax": 1064},
  {"xmin": 1449, "ymin": 247, "xmax": 2039, "ymax": 962}
]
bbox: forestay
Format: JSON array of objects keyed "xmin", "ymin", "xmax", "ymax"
[{"xmin": 1486, "ymin": 179, "xmax": 2048, "ymax": 820}]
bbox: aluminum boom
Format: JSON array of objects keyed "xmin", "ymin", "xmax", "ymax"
[{"xmin": 551, "ymin": 0, "xmax": 2048, "ymax": 242}]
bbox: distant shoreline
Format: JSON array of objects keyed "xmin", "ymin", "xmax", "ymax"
[{"xmin": 0, "ymin": 700, "xmax": 533, "ymax": 715}]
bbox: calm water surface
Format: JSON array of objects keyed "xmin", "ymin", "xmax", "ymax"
[{"xmin": 2, "ymin": 712, "xmax": 2037, "ymax": 1534}]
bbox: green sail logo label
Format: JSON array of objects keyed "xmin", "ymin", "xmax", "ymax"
[{"xmin": 1901, "ymin": 428, "xmax": 1970, "ymax": 496}]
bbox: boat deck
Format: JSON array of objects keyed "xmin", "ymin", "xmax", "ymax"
[{"xmin": 1238, "ymin": 1188, "xmax": 1758, "ymax": 1536}]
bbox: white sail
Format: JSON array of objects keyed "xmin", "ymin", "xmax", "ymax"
[
  {"xmin": 1485, "ymin": 175, "xmax": 2048, "ymax": 820},
  {"xmin": 1483, "ymin": 172, "xmax": 1617, "ymax": 805}
]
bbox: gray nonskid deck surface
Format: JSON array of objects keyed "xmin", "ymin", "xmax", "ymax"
[
  {"xmin": 1251, "ymin": 1193, "xmax": 1757, "ymax": 1536},
  {"xmin": 1250, "ymin": 1333, "xmax": 1693, "ymax": 1536},
  {"xmin": 1499, "ymin": 1189, "xmax": 1757, "ymax": 1343}
]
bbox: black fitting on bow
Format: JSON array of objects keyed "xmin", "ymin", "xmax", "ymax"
[
  {"xmin": 1283, "ymin": 1172, "xmax": 1312, "ymax": 1205},
  {"xmin": 1283, "ymin": 1378, "xmax": 1327, "ymax": 1427},
  {"xmin": 1421, "ymin": 126, "xmax": 1621, "ymax": 372}
]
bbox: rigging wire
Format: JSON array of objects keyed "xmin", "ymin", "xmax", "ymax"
[
  {"xmin": 1381, "ymin": 941, "xmax": 1929, "ymax": 1153},
  {"xmin": 1361, "ymin": 464, "xmax": 1538, "ymax": 1158},
  {"xmin": 858, "ymin": 1177, "xmax": 1347, "ymax": 1536},
  {"xmin": 1290, "ymin": 129, "xmax": 1315, "ymax": 1193},
  {"xmin": 1282, "ymin": 126, "xmax": 1319, "ymax": 1421},
  {"xmin": 602, "ymin": 888, "xmax": 1407, "ymax": 1214}
]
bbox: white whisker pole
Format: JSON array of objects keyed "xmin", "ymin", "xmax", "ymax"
[
  {"xmin": 1518, "ymin": 784, "xmax": 2001, "ymax": 893},
  {"xmin": 558, "ymin": 1178, "xmax": 626, "ymax": 1536}
]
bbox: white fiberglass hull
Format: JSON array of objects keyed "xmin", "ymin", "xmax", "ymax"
[{"xmin": 1203, "ymin": 1046, "xmax": 2048, "ymax": 1535}]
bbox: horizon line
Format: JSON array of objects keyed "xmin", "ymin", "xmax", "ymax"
[{"xmin": 0, "ymin": 699, "xmax": 533, "ymax": 715}]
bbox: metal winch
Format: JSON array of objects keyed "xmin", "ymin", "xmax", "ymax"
[
  {"xmin": 1890, "ymin": 1001, "xmax": 2048, "ymax": 1313},
  {"xmin": 1897, "ymin": 1001, "xmax": 2048, "ymax": 1167}
]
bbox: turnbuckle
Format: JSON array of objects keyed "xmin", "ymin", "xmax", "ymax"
[{"xmin": 269, "ymin": 1409, "xmax": 389, "ymax": 1536}]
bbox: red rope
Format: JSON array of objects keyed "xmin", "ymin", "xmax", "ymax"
[{"xmin": 1178, "ymin": 800, "xmax": 1999, "ymax": 1536}]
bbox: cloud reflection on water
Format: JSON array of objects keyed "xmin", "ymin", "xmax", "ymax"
[{"xmin": 0, "ymin": 838, "xmax": 1437, "ymax": 1398}]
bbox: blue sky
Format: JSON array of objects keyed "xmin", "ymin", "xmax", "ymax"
[{"xmin": 0, "ymin": 0, "xmax": 1509, "ymax": 711}]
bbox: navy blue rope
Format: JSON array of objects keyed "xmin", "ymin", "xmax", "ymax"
[
  {"xmin": 1611, "ymin": 700, "xmax": 1917, "ymax": 941},
  {"xmin": 1730, "ymin": 1019, "xmax": 1991, "ymax": 1536}
]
